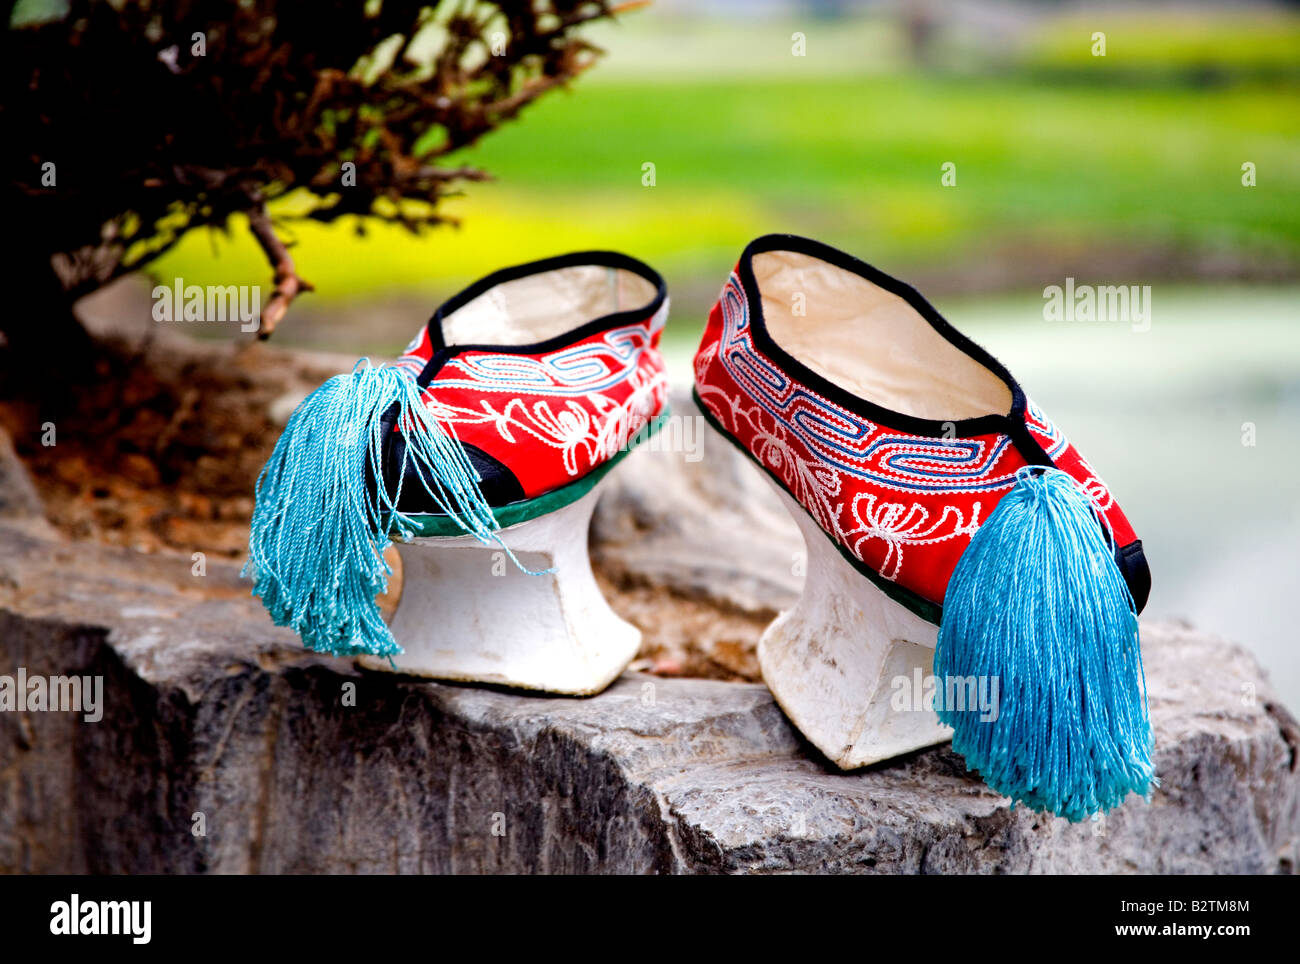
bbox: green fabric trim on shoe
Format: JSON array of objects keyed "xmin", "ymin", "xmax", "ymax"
[{"xmin": 399, "ymin": 408, "xmax": 671, "ymax": 539}]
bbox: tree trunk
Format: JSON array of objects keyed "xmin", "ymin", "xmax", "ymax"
[{"xmin": 0, "ymin": 251, "xmax": 97, "ymax": 408}]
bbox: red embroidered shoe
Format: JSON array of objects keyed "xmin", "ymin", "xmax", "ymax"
[
  {"xmin": 248, "ymin": 252, "xmax": 669, "ymax": 694},
  {"xmin": 387, "ymin": 251, "xmax": 670, "ymax": 526},
  {"xmin": 693, "ymin": 234, "xmax": 1152, "ymax": 820}
]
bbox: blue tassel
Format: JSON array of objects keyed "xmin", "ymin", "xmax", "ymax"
[
  {"xmin": 244, "ymin": 360, "xmax": 502, "ymax": 658},
  {"xmin": 933, "ymin": 465, "xmax": 1154, "ymax": 822}
]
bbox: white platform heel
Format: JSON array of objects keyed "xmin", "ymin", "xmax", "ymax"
[
  {"xmin": 758, "ymin": 483, "xmax": 952, "ymax": 768},
  {"xmin": 361, "ymin": 483, "xmax": 640, "ymax": 695}
]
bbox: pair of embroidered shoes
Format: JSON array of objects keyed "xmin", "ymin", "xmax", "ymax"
[{"xmin": 247, "ymin": 234, "xmax": 1154, "ymax": 822}]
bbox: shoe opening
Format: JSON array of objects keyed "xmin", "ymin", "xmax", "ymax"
[
  {"xmin": 440, "ymin": 262, "xmax": 660, "ymax": 348},
  {"xmin": 752, "ymin": 247, "xmax": 1012, "ymax": 422}
]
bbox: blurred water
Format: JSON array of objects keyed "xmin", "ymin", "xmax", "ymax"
[{"xmin": 664, "ymin": 285, "xmax": 1300, "ymax": 708}]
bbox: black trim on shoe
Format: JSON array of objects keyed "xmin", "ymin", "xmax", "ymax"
[
  {"xmin": 1005, "ymin": 417, "xmax": 1056, "ymax": 468},
  {"xmin": 736, "ymin": 233, "xmax": 1038, "ymax": 450},
  {"xmin": 384, "ymin": 433, "xmax": 526, "ymax": 512},
  {"xmin": 416, "ymin": 250, "xmax": 667, "ymax": 387},
  {"xmin": 1117, "ymin": 539, "xmax": 1152, "ymax": 614},
  {"xmin": 367, "ymin": 402, "xmax": 527, "ymax": 513},
  {"xmin": 403, "ymin": 409, "xmax": 670, "ymax": 537}
]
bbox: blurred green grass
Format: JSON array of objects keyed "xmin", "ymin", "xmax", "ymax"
[
  {"xmin": 461, "ymin": 73, "xmax": 1299, "ymax": 250},
  {"xmin": 151, "ymin": 11, "xmax": 1300, "ymax": 351}
]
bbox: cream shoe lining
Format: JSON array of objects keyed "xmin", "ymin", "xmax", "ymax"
[
  {"xmin": 754, "ymin": 250, "xmax": 1011, "ymax": 422},
  {"xmin": 441, "ymin": 265, "xmax": 658, "ymax": 347}
]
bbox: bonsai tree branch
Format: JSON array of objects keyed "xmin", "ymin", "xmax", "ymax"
[
  {"xmin": 246, "ymin": 204, "xmax": 314, "ymax": 340},
  {"xmin": 3, "ymin": 0, "xmax": 628, "ymax": 349}
]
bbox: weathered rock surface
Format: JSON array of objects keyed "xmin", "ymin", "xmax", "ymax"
[
  {"xmin": 0, "ymin": 397, "xmax": 1298, "ymax": 873},
  {"xmin": 0, "ymin": 431, "xmax": 44, "ymax": 522}
]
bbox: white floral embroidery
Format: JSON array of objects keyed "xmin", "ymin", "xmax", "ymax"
[
  {"xmin": 842, "ymin": 492, "xmax": 982, "ymax": 581},
  {"xmin": 697, "ymin": 382, "xmax": 982, "ymax": 583},
  {"xmin": 425, "ymin": 365, "xmax": 667, "ymax": 478}
]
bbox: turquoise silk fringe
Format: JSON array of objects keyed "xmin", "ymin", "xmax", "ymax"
[
  {"xmin": 934, "ymin": 466, "xmax": 1154, "ymax": 822},
  {"xmin": 244, "ymin": 360, "xmax": 500, "ymax": 658}
]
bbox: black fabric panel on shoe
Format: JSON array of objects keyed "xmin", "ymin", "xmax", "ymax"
[
  {"xmin": 1115, "ymin": 539, "xmax": 1152, "ymax": 615},
  {"xmin": 382, "ymin": 428, "xmax": 525, "ymax": 513}
]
